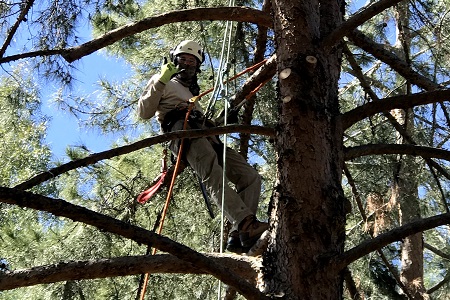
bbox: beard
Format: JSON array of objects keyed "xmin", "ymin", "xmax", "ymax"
[{"xmin": 176, "ymin": 64, "xmax": 197, "ymax": 82}]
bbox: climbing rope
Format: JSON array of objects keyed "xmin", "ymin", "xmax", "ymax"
[{"xmin": 213, "ymin": 4, "xmax": 235, "ymax": 298}]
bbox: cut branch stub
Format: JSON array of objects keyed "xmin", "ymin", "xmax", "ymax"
[
  {"xmin": 282, "ymin": 96, "xmax": 292, "ymax": 103},
  {"xmin": 279, "ymin": 68, "xmax": 291, "ymax": 80},
  {"xmin": 306, "ymin": 55, "xmax": 317, "ymax": 65}
]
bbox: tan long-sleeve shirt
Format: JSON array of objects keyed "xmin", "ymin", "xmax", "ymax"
[{"xmin": 137, "ymin": 74, "xmax": 203, "ymax": 124}]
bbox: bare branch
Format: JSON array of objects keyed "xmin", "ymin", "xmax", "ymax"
[
  {"xmin": 341, "ymin": 89, "xmax": 450, "ymax": 130},
  {"xmin": 331, "ymin": 213, "xmax": 450, "ymax": 271},
  {"xmin": 0, "ymin": 253, "xmax": 258, "ymax": 291},
  {"xmin": 344, "ymin": 143, "xmax": 450, "ymax": 161},
  {"xmin": 343, "ymin": 45, "xmax": 450, "ymax": 211},
  {"xmin": 14, "ymin": 125, "xmax": 275, "ymax": 190},
  {"xmin": 62, "ymin": 7, "xmax": 272, "ymax": 63},
  {"xmin": 0, "ymin": 187, "xmax": 269, "ymax": 299},
  {"xmin": 322, "ymin": 0, "xmax": 405, "ymax": 50}
]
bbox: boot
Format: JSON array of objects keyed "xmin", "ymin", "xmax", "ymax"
[
  {"xmin": 238, "ymin": 215, "xmax": 269, "ymax": 248},
  {"xmin": 226, "ymin": 230, "xmax": 247, "ymax": 253}
]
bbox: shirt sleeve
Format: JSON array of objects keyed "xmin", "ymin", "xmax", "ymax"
[{"xmin": 137, "ymin": 74, "xmax": 165, "ymax": 119}]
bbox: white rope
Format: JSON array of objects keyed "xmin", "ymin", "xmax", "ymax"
[{"xmin": 217, "ymin": 1, "xmax": 235, "ymax": 299}]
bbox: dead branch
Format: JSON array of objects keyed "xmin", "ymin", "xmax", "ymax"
[{"xmin": 0, "ymin": 186, "xmax": 269, "ymax": 300}]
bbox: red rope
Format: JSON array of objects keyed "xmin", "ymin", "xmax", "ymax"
[{"xmin": 139, "ymin": 101, "xmax": 195, "ymax": 300}]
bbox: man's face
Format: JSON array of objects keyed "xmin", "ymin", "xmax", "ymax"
[{"xmin": 176, "ymin": 54, "xmax": 198, "ymax": 81}]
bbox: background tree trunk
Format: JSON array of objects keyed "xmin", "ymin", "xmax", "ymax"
[
  {"xmin": 392, "ymin": 3, "xmax": 428, "ymax": 299},
  {"xmin": 264, "ymin": 0, "xmax": 347, "ymax": 298}
]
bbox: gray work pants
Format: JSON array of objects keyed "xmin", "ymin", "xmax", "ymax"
[{"xmin": 169, "ymin": 120, "xmax": 261, "ymax": 231}]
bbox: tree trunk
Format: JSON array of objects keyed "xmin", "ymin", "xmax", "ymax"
[
  {"xmin": 392, "ymin": 3, "xmax": 428, "ymax": 299},
  {"xmin": 264, "ymin": 0, "xmax": 346, "ymax": 298}
]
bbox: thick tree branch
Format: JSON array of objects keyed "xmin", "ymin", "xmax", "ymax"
[
  {"xmin": 238, "ymin": 3, "xmax": 272, "ymax": 157},
  {"xmin": 341, "ymin": 89, "xmax": 450, "ymax": 130},
  {"xmin": 331, "ymin": 213, "xmax": 450, "ymax": 271},
  {"xmin": 0, "ymin": 0, "xmax": 35, "ymax": 58},
  {"xmin": 322, "ymin": 0, "xmax": 405, "ymax": 50},
  {"xmin": 348, "ymin": 29, "xmax": 442, "ymax": 91},
  {"xmin": 14, "ymin": 125, "xmax": 275, "ymax": 190},
  {"xmin": 62, "ymin": 7, "xmax": 272, "ymax": 63},
  {"xmin": 0, "ymin": 253, "xmax": 259, "ymax": 291},
  {"xmin": 344, "ymin": 143, "xmax": 450, "ymax": 162},
  {"xmin": 0, "ymin": 187, "xmax": 269, "ymax": 299},
  {"xmin": 231, "ymin": 54, "xmax": 277, "ymax": 108}
]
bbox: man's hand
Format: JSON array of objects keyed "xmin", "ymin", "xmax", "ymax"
[{"xmin": 159, "ymin": 60, "xmax": 178, "ymax": 84}]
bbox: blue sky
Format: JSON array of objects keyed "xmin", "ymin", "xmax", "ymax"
[
  {"xmin": 43, "ymin": 52, "xmax": 133, "ymax": 160},
  {"xmin": 40, "ymin": 40, "xmax": 134, "ymax": 160}
]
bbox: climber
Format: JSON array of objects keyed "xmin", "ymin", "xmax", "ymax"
[{"xmin": 137, "ymin": 40, "xmax": 268, "ymax": 252}]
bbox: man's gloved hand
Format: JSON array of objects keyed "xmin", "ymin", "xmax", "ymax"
[{"xmin": 159, "ymin": 60, "xmax": 178, "ymax": 84}]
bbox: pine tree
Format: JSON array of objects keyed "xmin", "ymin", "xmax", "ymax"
[{"xmin": 1, "ymin": 0, "xmax": 450, "ymax": 299}]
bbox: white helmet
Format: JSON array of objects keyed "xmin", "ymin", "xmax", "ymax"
[{"xmin": 171, "ymin": 40, "xmax": 204, "ymax": 63}]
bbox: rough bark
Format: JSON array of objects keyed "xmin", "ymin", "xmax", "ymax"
[
  {"xmin": 264, "ymin": 0, "xmax": 346, "ymax": 298},
  {"xmin": 0, "ymin": 253, "xmax": 259, "ymax": 291}
]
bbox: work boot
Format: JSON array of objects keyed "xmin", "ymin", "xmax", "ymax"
[
  {"xmin": 238, "ymin": 215, "xmax": 269, "ymax": 248},
  {"xmin": 226, "ymin": 230, "xmax": 247, "ymax": 253}
]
